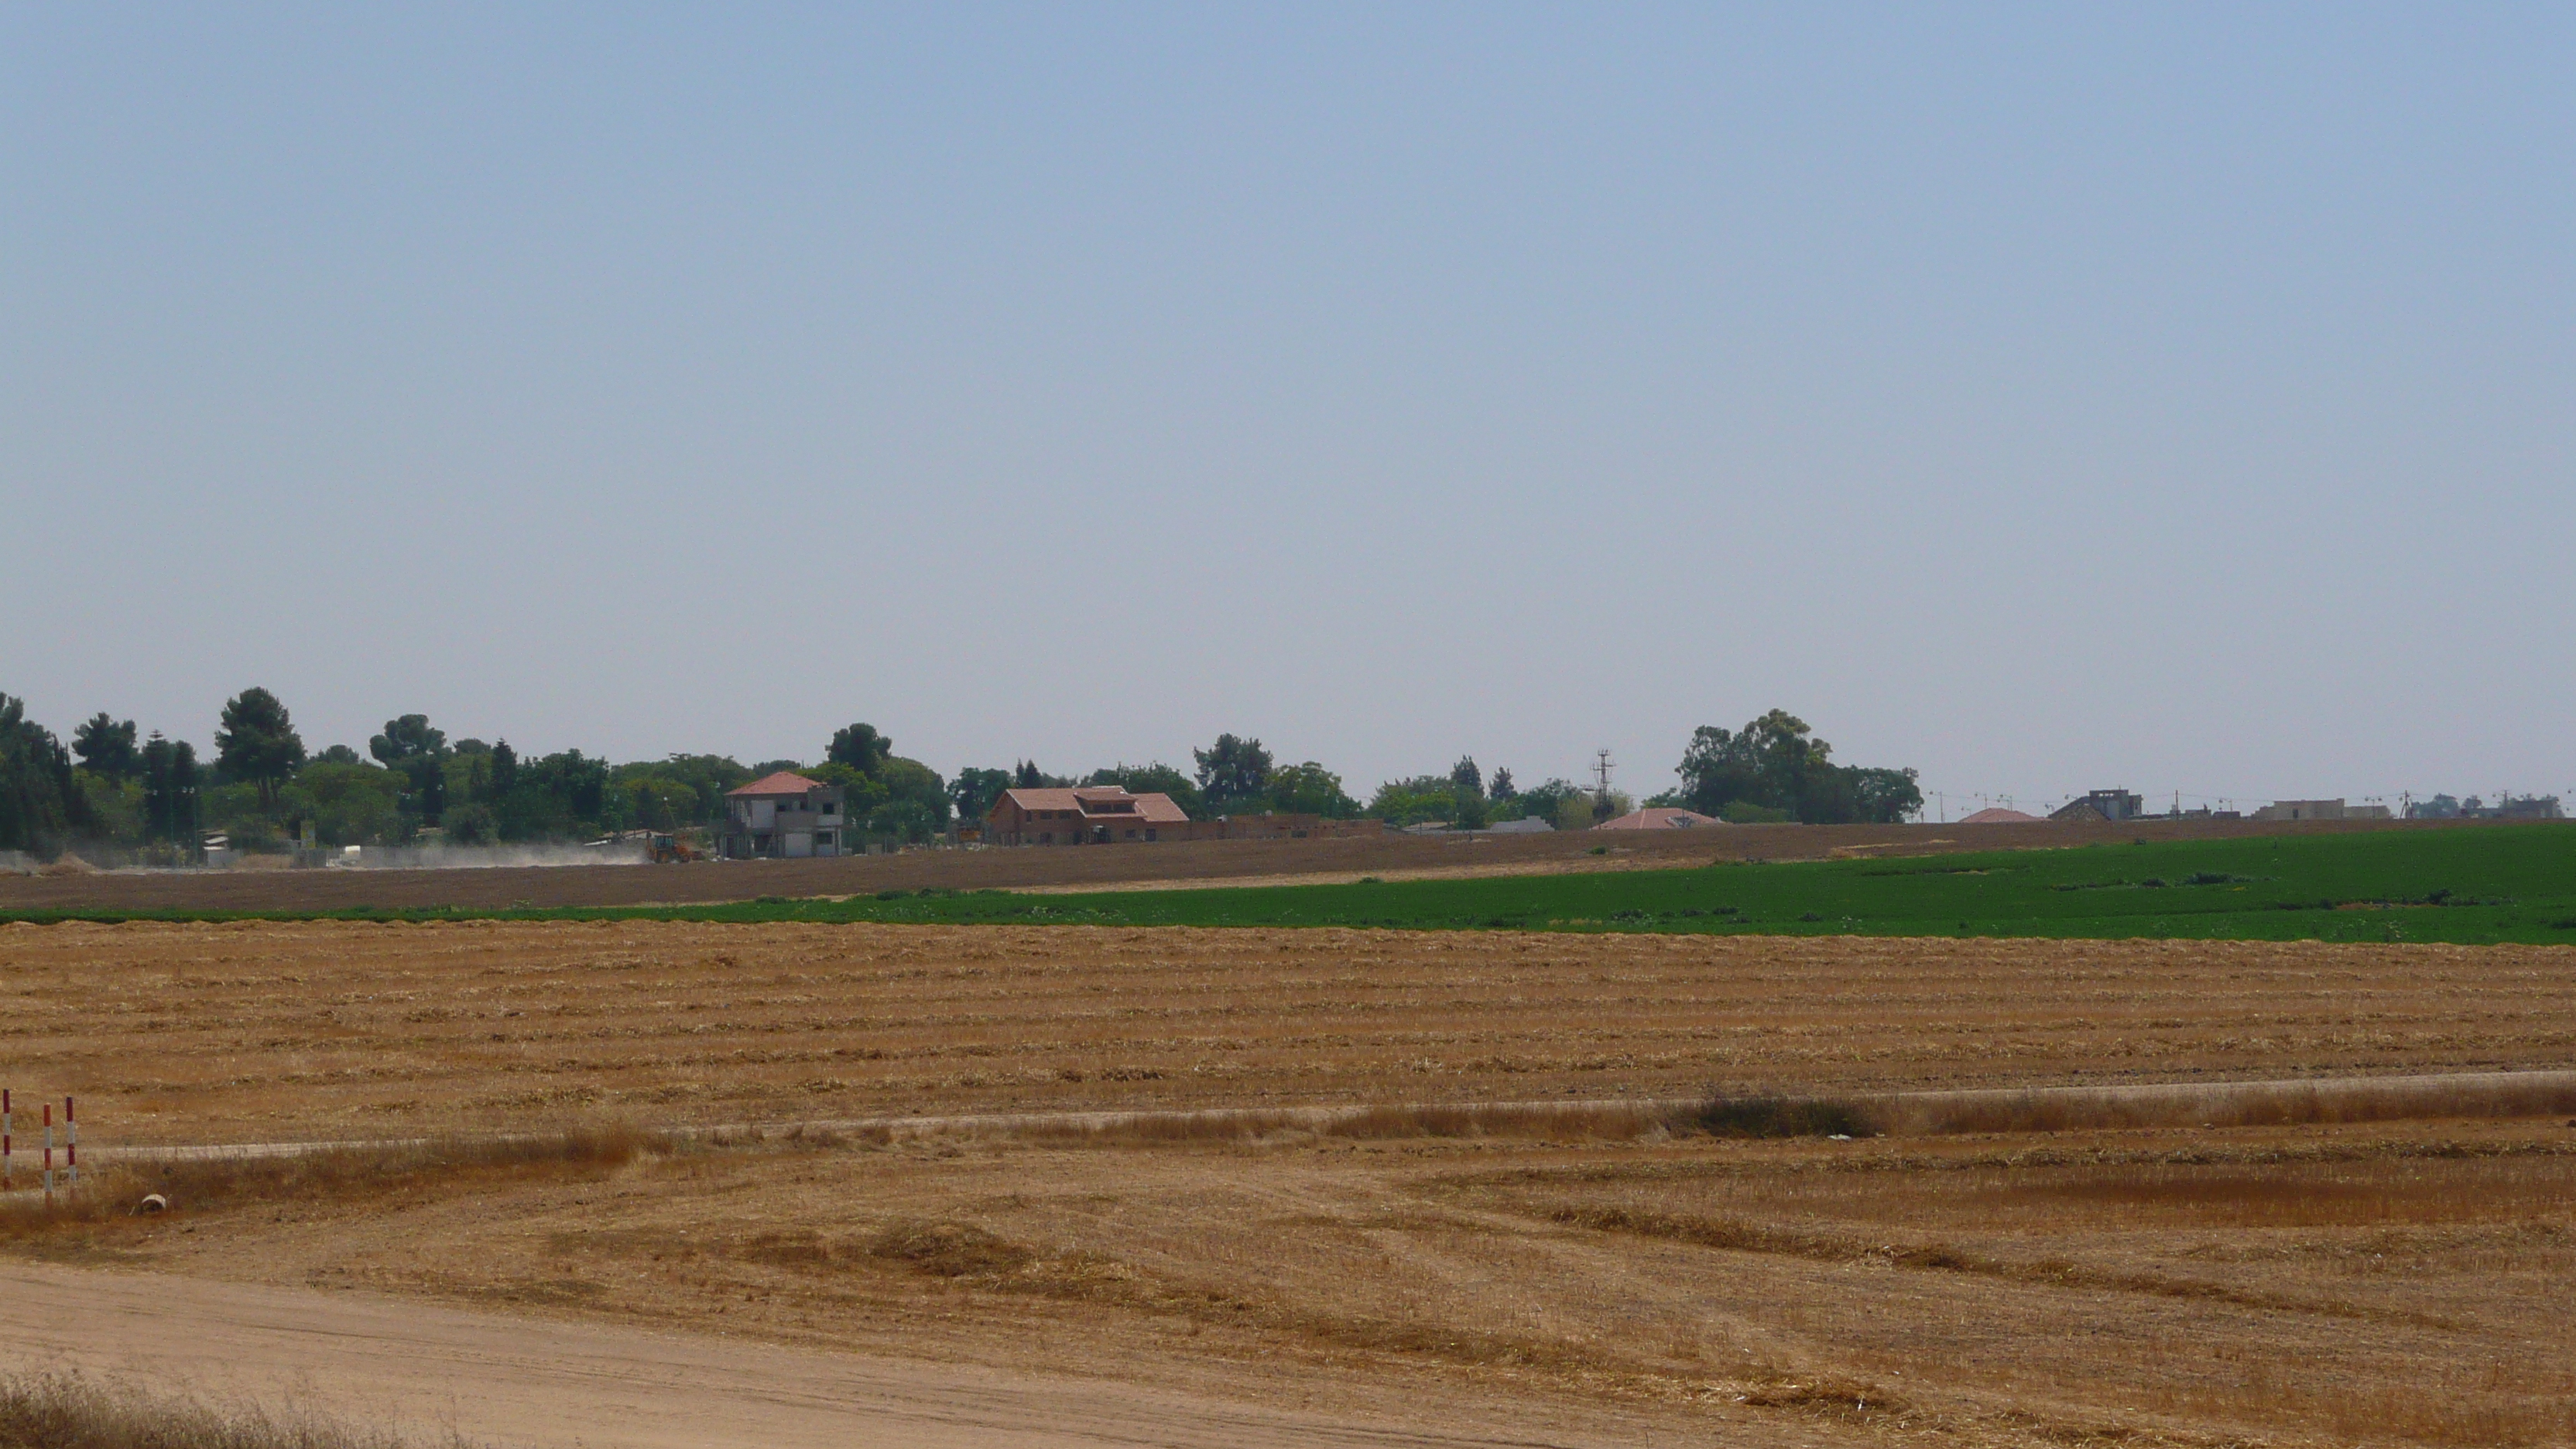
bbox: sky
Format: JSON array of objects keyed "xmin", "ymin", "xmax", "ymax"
[{"xmin": 5, "ymin": 5, "xmax": 2570, "ymax": 814}]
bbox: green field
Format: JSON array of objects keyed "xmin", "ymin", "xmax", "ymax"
[{"xmin": 14, "ymin": 824, "xmax": 2576, "ymax": 944}]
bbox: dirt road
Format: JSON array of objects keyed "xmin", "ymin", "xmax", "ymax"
[
  {"xmin": 4, "ymin": 1262, "xmax": 1704, "ymax": 1449},
  {"xmin": 82, "ymin": 1069, "xmax": 2576, "ymax": 1169},
  {"xmin": 0, "ymin": 817, "xmax": 2430, "ymax": 914}
]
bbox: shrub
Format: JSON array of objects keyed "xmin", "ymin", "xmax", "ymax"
[
  {"xmin": 1682, "ymin": 1095, "xmax": 1878, "ymax": 1139},
  {"xmin": 0, "ymin": 1371, "xmax": 455, "ymax": 1449}
]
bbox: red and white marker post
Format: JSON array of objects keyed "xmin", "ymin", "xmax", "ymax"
[
  {"xmin": 43, "ymin": 1101, "xmax": 53, "ymax": 1201},
  {"xmin": 64, "ymin": 1098, "xmax": 75, "ymax": 1191}
]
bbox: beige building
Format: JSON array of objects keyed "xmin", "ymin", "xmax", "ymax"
[
  {"xmin": 2250, "ymin": 799, "xmax": 2392, "ymax": 822},
  {"xmin": 721, "ymin": 771, "xmax": 846, "ymax": 858}
]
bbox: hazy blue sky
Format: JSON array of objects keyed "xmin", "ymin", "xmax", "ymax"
[{"xmin": 6, "ymin": 5, "xmax": 2569, "ymax": 814}]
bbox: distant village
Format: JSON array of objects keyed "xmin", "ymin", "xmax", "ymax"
[
  {"xmin": 5, "ymin": 687, "xmax": 2563, "ymax": 868},
  {"xmin": 706, "ymin": 776, "xmax": 2566, "ymax": 862},
  {"xmin": 1948, "ymin": 789, "xmax": 2564, "ymax": 827}
]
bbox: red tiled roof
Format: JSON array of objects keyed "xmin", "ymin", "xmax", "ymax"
[
  {"xmin": 727, "ymin": 770, "xmax": 822, "ymax": 797},
  {"xmin": 1955, "ymin": 807, "xmax": 2043, "ymax": 824},
  {"xmin": 997, "ymin": 787, "xmax": 1192, "ymax": 824},
  {"xmin": 1592, "ymin": 807, "xmax": 1725, "ymax": 831},
  {"xmin": 999, "ymin": 788, "xmax": 1084, "ymax": 812}
]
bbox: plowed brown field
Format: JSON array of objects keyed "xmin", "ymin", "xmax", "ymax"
[{"xmin": 0, "ymin": 816, "xmax": 2427, "ymax": 915}]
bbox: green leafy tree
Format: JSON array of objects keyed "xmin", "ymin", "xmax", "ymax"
[
  {"xmin": 368, "ymin": 714, "xmax": 450, "ymax": 824},
  {"xmin": 1014, "ymin": 760, "xmax": 1070, "ymax": 789},
  {"xmin": 1366, "ymin": 775, "xmax": 1462, "ymax": 827},
  {"xmin": 1450, "ymin": 755, "xmax": 1483, "ymax": 799},
  {"xmin": 611, "ymin": 774, "xmax": 707, "ymax": 832},
  {"xmin": 214, "ymin": 687, "xmax": 305, "ymax": 815},
  {"xmin": 443, "ymin": 803, "xmax": 497, "ymax": 844},
  {"xmin": 77, "ymin": 771, "xmax": 146, "ymax": 846},
  {"xmin": 138, "ymin": 733, "xmax": 201, "ymax": 855},
  {"xmin": 1831, "ymin": 766, "xmax": 1923, "ymax": 825},
  {"xmin": 1512, "ymin": 776, "xmax": 1581, "ymax": 827},
  {"xmin": 1553, "ymin": 792, "xmax": 1598, "ymax": 831},
  {"xmin": 283, "ymin": 761, "xmax": 406, "ymax": 845},
  {"xmin": 1673, "ymin": 711, "xmax": 1920, "ymax": 824},
  {"xmin": 803, "ymin": 761, "xmax": 892, "ymax": 819},
  {"xmin": 950, "ymin": 767, "xmax": 1014, "ymax": 824},
  {"xmin": 72, "ymin": 714, "xmax": 141, "ymax": 779},
  {"xmin": 605, "ymin": 755, "xmax": 747, "ymax": 834},
  {"xmin": 827, "ymin": 723, "xmax": 892, "ymax": 776},
  {"xmin": 815, "ymin": 755, "xmax": 947, "ymax": 844},
  {"xmin": 368, "ymin": 714, "xmax": 447, "ymax": 764},
  {"xmin": 815, "ymin": 724, "xmax": 935, "ymax": 842},
  {"xmin": 1192, "ymin": 734, "xmax": 1273, "ymax": 812},
  {"xmin": 1488, "ymin": 768, "xmax": 1516, "ymax": 801},
  {"xmin": 0, "ymin": 694, "xmax": 90, "ymax": 855},
  {"xmin": 1267, "ymin": 761, "xmax": 1360, "ymax": 818},
  {"xmin": 871, "ymin": 757, "xmax": 951, "ymax": 838},
  {"xmin": 491, "ymin": 748, "xmax": 609, "ymax": 841}
]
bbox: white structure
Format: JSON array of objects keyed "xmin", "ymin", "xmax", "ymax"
[{"xmin": 721, "ymin": 772, "xmax": 847, "ymax": 858}]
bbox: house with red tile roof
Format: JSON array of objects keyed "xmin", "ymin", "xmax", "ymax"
[
  {"xmin": 985, "ymin": 786, "xmax": 1191, "ymax": 846},
  {"xmin": 719, "ymin": 771, "xmax": 847, "ymax": 858}
]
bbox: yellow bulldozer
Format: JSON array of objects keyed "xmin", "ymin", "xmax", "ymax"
[{"xmin": 644, "ymin": 832, "xmax": 704, "ymax": 864}]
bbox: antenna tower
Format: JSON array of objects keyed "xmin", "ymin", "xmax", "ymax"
[{"xmin": 1592, "ymin": 749, "xmax": 1615, "ymax": 795}]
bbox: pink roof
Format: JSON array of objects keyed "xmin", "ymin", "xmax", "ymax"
[
  {"xmin": 727, "ymin": 770, "xmax": 822, "ymax": 797},
  {"xmin": 1593, "ymin": 807, "xmax": 1726, "ymax": 831},
  {"xmin": 1955, "ymin": 807, "xmax": 2043, "ymax": 824}
]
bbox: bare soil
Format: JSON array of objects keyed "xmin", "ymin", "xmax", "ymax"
[
  {"xmin": 19, "ymin": 1120, "xmax": 2575, "ymax": 1448},
  {"xmin": 6, "ymin": 1259, "xmax": 1667, "ymax": 1448},
  {"xmin": 0, "ymin": 817, "xmax": 2437, "ymax": 914}
]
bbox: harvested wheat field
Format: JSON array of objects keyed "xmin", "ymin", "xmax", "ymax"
[
  {"xmin": 8, "ymin": 920, "xmax": 2576, "ymax": 1447},
  {"xmin": 5, "ymin": 920, "xmax": 2575, "ymax": 1143}
]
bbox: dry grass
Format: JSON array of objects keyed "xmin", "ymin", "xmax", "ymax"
[
  {"xmin": 903, "ymin": 1075, "xmax": 2576, "ymax": 1153},
  {"xmin": 0, "ymin": 1126, "xmax": 662, "ymax": 1236},
  {"xmin": 1881, "ymin": 1071, "xmax": 2576, "ymax": 1136},
  {"xmin": 0, "ymin": 1372, "xmax": 466, "ymax": 1449}
]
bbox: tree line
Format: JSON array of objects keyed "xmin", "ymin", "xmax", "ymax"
[{"xmin": 0, "ymin": 688, "xmax": 1918, "ymax": 861}]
